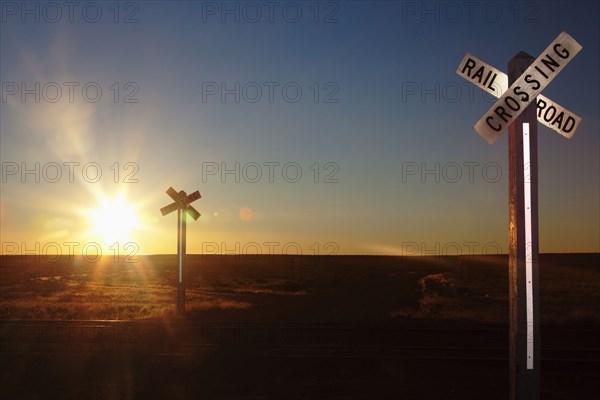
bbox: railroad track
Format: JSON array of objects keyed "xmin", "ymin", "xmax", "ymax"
[{"xmin": 1, "ymin": 320, "xmax": 598, "ymax": 362}]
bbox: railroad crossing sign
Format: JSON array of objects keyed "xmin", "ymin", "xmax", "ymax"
[
  {"xmin": 475, "ymin": 32, "xmax": 581, "ymax": 142},
  {"xmin": 456, "ymin": 32, "xmax": 582, "ymax": 400},
  {"xmin": 456, "ymin": 53, "xmax": 582, "ymax": 140},
  {"xmin": 161, "ymin": 186, "xmax": 201, "ymax": 314},
  {"xmin": 161, "ymin": 188, "xmax": 201, "ymax": 220},
  {"xmin": 458, "ymin": 31, "xmax": 582, "ymax": 144}
]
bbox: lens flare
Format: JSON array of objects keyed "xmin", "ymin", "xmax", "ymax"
[{"xmin": 87, "ymin": 196, "xmax": 140, "ymax": 244}]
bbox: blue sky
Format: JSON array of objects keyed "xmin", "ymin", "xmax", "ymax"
[{"xmin": 1, "ymin": 1, "xmax": 598, "ymax": 256}]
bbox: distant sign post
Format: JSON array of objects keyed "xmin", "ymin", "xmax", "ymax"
[
  {"xmin": 161, "ymin": 187, "xmax": 201, "ymax": 314},
  {"xmin": 456, "ymin": 32, "xmax": 582, "ymax": 400}
]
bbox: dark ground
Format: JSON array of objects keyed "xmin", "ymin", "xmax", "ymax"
[{"xmin": 1, "ymin": 254, "xmax": 599, "ymax": 399}]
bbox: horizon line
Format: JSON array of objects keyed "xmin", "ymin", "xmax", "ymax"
[{"xmin": 2, "ymin": 252, "xmax": 599, "ymax": 258}]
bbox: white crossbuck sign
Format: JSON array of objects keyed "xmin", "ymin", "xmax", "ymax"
[{"xmin": 456, "ymin": 31, "xmax": 582, "ymax": 144}]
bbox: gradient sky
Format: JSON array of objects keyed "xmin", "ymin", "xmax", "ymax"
[{"xmin": 1, "ymin": 1, "xmax": 598, "ymax": 257}]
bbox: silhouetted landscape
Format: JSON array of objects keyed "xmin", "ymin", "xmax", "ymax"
[
  {"xmin": 1, "ymin": 254, "xmax": 599, "ymax": 399},
  {"xmin": 2, "ymin": 254, "xmax": 599, "ymax": 323}
]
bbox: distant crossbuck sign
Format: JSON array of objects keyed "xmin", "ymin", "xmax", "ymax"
[
  {"xmin": 160, "ymin": 186, "xmax": 201, "ymax": 314},
  {"xmin": 456, "ymin": 31, "xmax": 582, "ymax": 144},
  {"xmin": 161, "ymin": 187, "xmax": 201, "ymax": 220}
]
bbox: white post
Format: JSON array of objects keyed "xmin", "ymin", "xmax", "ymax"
[{"xmin": 523, "ymin": 122, "xmax": 534, "ymax": 370}]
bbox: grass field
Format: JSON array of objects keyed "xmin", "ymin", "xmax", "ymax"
[{"xmin": 1, "ymin": 254, "xmax": 599, "ymax": 323}]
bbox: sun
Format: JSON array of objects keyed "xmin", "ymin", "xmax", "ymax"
[{"xmin": 87, "ymin": 196, "xmax": 140, "ymax": 244}]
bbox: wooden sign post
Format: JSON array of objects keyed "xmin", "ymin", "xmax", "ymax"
[
  {"xmin": 161, "ymin": 187, "xmax": 201, "ymax": 314},
  {"xmin": 456, "ymin": 32, "xmax": 582, "ymax": 400}
]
